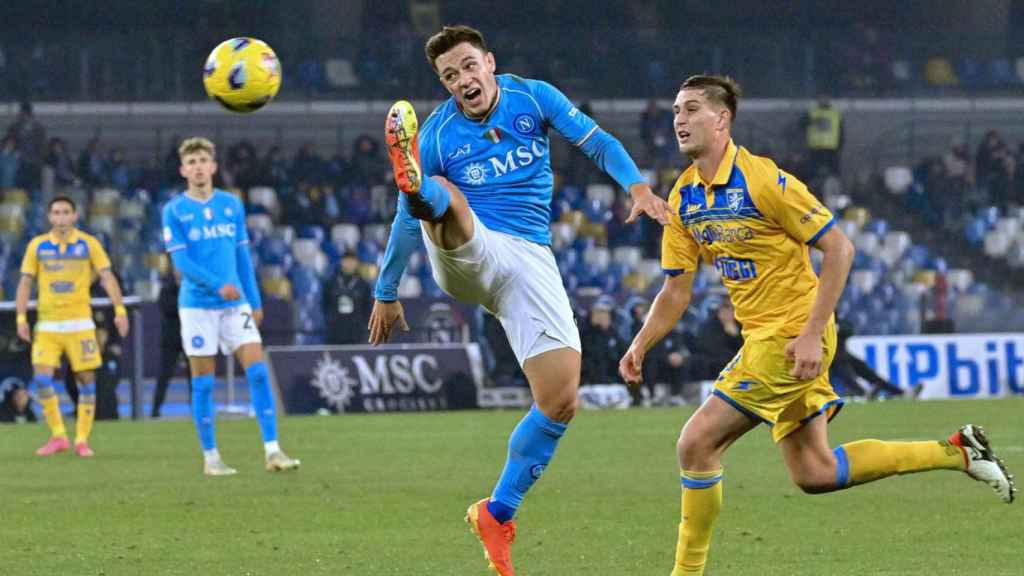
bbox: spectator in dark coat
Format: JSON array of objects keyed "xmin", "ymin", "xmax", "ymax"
[{"xmin": 324, "ymin": 254, "xmax": 373, "ymax": 345}]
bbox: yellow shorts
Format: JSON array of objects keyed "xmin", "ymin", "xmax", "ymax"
[
  {"xmin": 712, "ymin": 322, "xmax": 842, "ymax": 442},
  {"xmin": 32, "ymin": 329, "xmax": 103, "ymax": 372}
]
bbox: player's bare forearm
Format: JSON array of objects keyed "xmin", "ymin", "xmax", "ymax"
[
  {"xmin": 99, "ymin": 269, "xmax": 125, "ymax": 307},
  {"xmin": 802, "ymin": 226, "xmax": 854, "ymax": 337},
  {"xmin": 631, "ymin": 272, "xmax": 693, "ymax": 353},
  {"xmin": 15, "ymin": 275, "xmax": 32, "ymax": 318}
]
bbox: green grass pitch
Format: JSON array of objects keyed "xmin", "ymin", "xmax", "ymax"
[{"xmin": 2, "ymin": 398, "xmax": 1020, "ymax": 575}]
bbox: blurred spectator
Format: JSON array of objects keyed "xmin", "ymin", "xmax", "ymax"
[
  {"xmin": 45, "ymin": 137, "xmax": 77, "ymax": 187},
  {"xmin": 292, "ymin": 142, "xmax": 326, "ymax": 185},
  {"xmin": 259, "ymin": 145, "xmax": 290, "ymax": 189},
  {"xmin": 606, "ymin": 197, "xmax": 646, "ymax": 249},
  {"xmin": 580, "ymin": 296, "xmax": 627, "ymax": 386},
  {"xmin": 151, "ymin": 271, "xmax": 186, "ymax": 418},
  {"xmin": 975, "ymin": 130, "xmax": 1015, "ymax": 209},
  {"xmin": 624, "ymin": 296, "xmax": 653, "ymax": 405},
  {"xmin": 0, "ymin": 135, "xmax": 19, "ymax": 188},
  {"xmin": 802, "ymin": 93, "xmax": 843, "ymax": 177},
  {"xmin": 649, "ymin": 323, "xmax": 696, "ymax": 405},
  {"xmin": 831, "ymin": 321, "xmax": 912, "ymax": 399},
  {"xmin": 640, "ymin": 98, "xmax": 675, "ymax": 168},
  {"xmin": 349, "ymin": 134, "xmax": 387, "ymax": 186},
  {"xmin": 227, "ymin": 140, "xmax": 260, "ymax": 191},
  {"xmin": 324, "ymin": 253, "xmax": 373, "ymax": 345},
  {"xmin": 77, "ymin": 137, "xmax": 107, "ymax": 187},
  {"xmin": 5, "ymin": 101, "xmax": 47, "ymax": 190},
  {"xmin": 108, "ymin": 147, "xmax": 132, "ymax": 190},
  {"xmin": 0, "ymin": 382, "xmax": 36, "ymax": 424},
  {"xmin": 693, "ymin": 298, "xmax": 743, "ymax": 380},
  {"xmin": 942, "ymin": 136, "xmax": 974, "ymax": 191}
]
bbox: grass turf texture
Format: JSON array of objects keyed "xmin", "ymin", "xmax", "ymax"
[{"xmin": 1, "ymin": 398, "xmax": 1020, "ymax": 576}]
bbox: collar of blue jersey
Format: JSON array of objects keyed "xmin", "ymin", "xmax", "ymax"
[
  {"xmin": 692, "ymin": 139, "xmax": 739, "ymax": 191},
  {"xmin": 48, "ymin": 228, "xmax": 81, "ymax": 247}
]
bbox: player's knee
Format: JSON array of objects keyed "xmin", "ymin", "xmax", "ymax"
[
  {"xmin": 792, "ymin": 474, "xmax": 835, "ymax": 494},
  {"xmin": 677, "ymin": 430, "xmax": 716, "ymax": 469},
  {"xmin": 538, "ymin": 393, "xmax": 577, "ymax": 423}
]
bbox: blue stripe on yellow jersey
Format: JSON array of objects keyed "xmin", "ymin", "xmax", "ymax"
[{"xmin": 20, "ymin": 229, "xmax": 111, "ymax": 322}]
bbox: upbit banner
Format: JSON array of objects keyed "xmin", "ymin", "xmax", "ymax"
[
  {"xmin": 265, "ymin": 343, "xmax": 485, "ymax": 414},
  {"xmin": 846, "ymin": 334, "xmax": 1024, "ymax": 399}
]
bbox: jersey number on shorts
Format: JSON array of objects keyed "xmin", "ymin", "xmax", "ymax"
[{"xmin": 241, "ymin": 312, "xmax": 253, "ymax": 330}]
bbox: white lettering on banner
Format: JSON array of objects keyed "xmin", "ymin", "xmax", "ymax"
[
  {"xmin": 352, "ymin": 353, "xmax": 443, "ymax": 395},
  {"xmin": 846, "ymin": 334, "xmax": 1024, "ymax": 399},
  {"xmin": 488, "ymin": 141, "xmax": 545, "ymax": 177}
]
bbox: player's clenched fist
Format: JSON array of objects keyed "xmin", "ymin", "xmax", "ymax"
[
  {"xmin": 619, "ymin": 346, "xmax": 646, "ymax": 386},
  {"xmin": 368, "ymin": 300, "xmax": 410, "ymax": 345}
]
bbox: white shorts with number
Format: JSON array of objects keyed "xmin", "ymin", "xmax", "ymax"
[
  {"xmin": 422, "ymin": 212, "xmax": 580, "ymax": 367},
  {"xmin": 179, "ymin": 304, "xmax": 262, "ymax": 356}
]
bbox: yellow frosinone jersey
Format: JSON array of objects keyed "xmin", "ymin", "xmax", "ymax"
[
  {"xmin": 20, "ymin": 229, "xmax": 111, "ymax": 325},
  {"xmin": 663, "ymin": 140, "xmax": 835, "ymax": 340}
]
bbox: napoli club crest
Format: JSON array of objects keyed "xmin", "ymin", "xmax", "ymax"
[{"xmin": 513, "ymin": 114, "xmax": 536, "ymax": 135}]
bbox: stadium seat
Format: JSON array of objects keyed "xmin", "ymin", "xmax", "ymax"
[
  {"xmin": 550, "ymin": 222, "xmax": 577, "ymax": 250},
  {"xmin": 585, "ymin": 184, "xmax": 615, "ymax": 209},
  {"xmin": 330, "ymin": 223, "xmax": 361, "ymax": 252},
  {"xmin": 362, "ymin": 224, "xmax": 390, "ymax": 246},
  {"xmin": 947, "ymin": 269, "xmax": 974, "ymax": 292},
  {"xmin": 262, "ymin": 277, "xmax": 293, "ymax": 300},
  {"xmin": 883, "ymin": 166, "xmax": 913, "ymax": 193},
  {"xmin": 3, "ymin": 188, "xmax": 29, "ymax": 206},
  {"xmin": 983, "ymin": 231, "xmax": 1011, "ymax": 257},
  {"xmin": 325, "ymin": 58, "xmax": 361, "ymax": 88},
  {"xmin": 850, "ymin": 270, "xmax": 879, "ymax": 294},
  {"xmin": 273, "ymin": 225, "xmax": 295, "ymax": 244},
  {"xmin": 582, "ymin": 247, "xmax": 610, "ymax": 271},
  {"xmin": 924, "ymin": 58, "xmax": 958, "ymax": 87},
  {"xmin": 249, "ymin": 187, "xmax": 280, "ymax": 219},
  {"xmin": 297, "ymin": 224, "xmax": 325, "ymax": 243},
  {"xmin": 89, "ymin": 214, "xmax": 116, "ymax": 236},
  {"xmin": 854, "ymin": 231, "xmax": 880, "ymax": 257},
  {"xmin": 247, "ymin": 213, "xmax": 274, "ymax": 236},
  {"xmin": 843, "ymin": 206, "xmax": 870, "ymax": 227},
  {"xmin": 398, "ymin": 276, "xmax": 422, "ymax": 298},
  {"xmin": 291, "ymin": 239, "xmax": 320, "ymax": 265},
  {"xmin": 995, "ymin": 217, "xmax": 1020, "ymax": 237},
  {"xmin": 611, "ymin": 246, "xmax": 642, "ymax": 268}
]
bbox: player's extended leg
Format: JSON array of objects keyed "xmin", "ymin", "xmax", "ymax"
[
  {"xmin": 467, "ymin": 346, "xmax": 580, "ymax": 576},
  {"xmin": 72, "ymin": 371, "xmax": 97, "ymax": 457},
  {"xmin": 188, "ymin": 355, "xmax": 235, "ymax": 476},
  {"xmin": 31, "ymin": 364, "xmax": 71, "ymax": 456},
  {"xmin": 779, "ymin": 415, "xmax": 1016, "ymax": 503},
  {"xmin": 235, "ymin": 343, "xmax": 299, "ymax": 472},
  {"xmin": 671, "ymin": 394, "xmax": 759, "ymax": 576},
  {"xmin": 386, "ymin": 100, "xmax": 476, "ymax": 249}
]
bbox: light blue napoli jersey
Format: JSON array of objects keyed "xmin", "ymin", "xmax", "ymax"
[
  {"xmin": 162, "ymin": 189, "xmax": 250, "ymax": 309},
  {"xmin": 418, "ymin": 74, "xmax": 599, "ymax": 244}
]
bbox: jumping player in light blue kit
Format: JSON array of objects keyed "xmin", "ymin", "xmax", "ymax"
[
  {"xmin": 367, "ymin": 25, "xmax": 670, "ymax": 575},
  {"xmin": 163, "ymin": 137, "xmax": 299, "ymax": 476}
]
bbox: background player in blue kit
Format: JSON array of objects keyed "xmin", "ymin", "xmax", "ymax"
[
  {"xmin": 163, "ymin": 137, "xmax": 299, "ymax": 476},
  {"xmin": 367, "ymin": 25, "xmax": 670, "ymax": 575}
]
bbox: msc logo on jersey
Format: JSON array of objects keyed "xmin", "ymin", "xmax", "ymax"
[
  {"xmin": 726, "ymin": 188, "xmax": 745, "ymax": 212},
  {"xmin": 487, "ymin": 141, "xmax": 546, "ymax": 178},
  {"xmin": 188, "ymin": 223, "xmax": 238, "ymax": 241},
  {"xmin": 513, "ymin": 114, "xmax": 537, "ymax": 135},
  {"xmin": 462, "ymin": 162, "xmax": 489, "ymax": 186}
]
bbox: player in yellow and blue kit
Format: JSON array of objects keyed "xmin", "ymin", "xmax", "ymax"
[
  {"xmin": 620, "ymin": 75, "xmax": 1016, "ymax": 576},
  {"xmin": 15, "ymin": 195, "xmax": 129, "ymax": 458},
  {"xmin": 163, "ymin": 137, "xmax": 299, "ymax": 476},
  {"xmin": 368, "ymin": 25, "xmax": 669, "ymax": 575}
]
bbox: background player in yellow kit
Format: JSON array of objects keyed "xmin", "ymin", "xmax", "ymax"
[
  {"xmin": 620, "ymin": 75, "xmax": 1016, "ymax": 576},
  {"xmin": 16, "ymin": 196, "xmax": 129, "ymax": 457}
]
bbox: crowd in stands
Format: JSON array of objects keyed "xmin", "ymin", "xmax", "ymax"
[{"xmin": 4, "ymin": 95, "xmax": 1023, "ymax": 403}]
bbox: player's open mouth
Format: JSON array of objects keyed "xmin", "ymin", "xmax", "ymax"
[
  {"xmin": 678, "ymin": 131, "xmax": 690, "ymax": 142},
  {"xmin": 463, "ymin": 87, "xmax": 482, "ymax": 104}
]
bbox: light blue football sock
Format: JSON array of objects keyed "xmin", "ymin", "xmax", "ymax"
[
  {"xmin": 402, "ymin": 176, "xmax": 450, "ymax": 221},
  {"xmin": 488, "ymin": 404, "xmax": 568, "ymax": 523},
  {"xmin": 246, "ymin": 362, "xmax": 277, "ymax": 443},
  {"xmin": 191, "ymin": 374, "xmax": 217, "ymax": 451}
]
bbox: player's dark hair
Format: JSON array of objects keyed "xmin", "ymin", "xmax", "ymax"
[
  {"xmin": 48, "ymin": 195, "xmax": 76, "ymax": 212},
  {"xmin": 425, "ymin": 25, "xmax": 489, "ymax": 71},
  {"xmin": 680, "ymin": 75, "xmax": 742, "ymax": 120}
]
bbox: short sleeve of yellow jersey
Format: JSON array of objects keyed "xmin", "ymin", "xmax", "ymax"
[
  {"xmin": 661, "ymin": 208, "xmax": 701, "ymax": 275},
  {"xmin": 20, "ymin": 237, "xmax": 41, "ymax": 277},
  {"xmin": 87, "ymin": 236, "xmax": 112, "ymax": 271},
  {"xmin": 754, "ymin": 170, "xmax": 835, "ymax": 245}
]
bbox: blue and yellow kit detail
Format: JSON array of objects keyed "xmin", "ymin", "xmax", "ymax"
[
  {"xmin": 20, "ymin": 229, "xmax": 110, "ymax": 371},
  {"xmin": 662, "ymin": 140, "xmax": 841, "ymax": 441}
]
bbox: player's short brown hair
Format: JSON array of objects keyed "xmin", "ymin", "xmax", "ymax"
[
  {"xmin": 178, "ymin": 137, "xmax": 216, "ymax": 161},
  {"xmin": 425, "ymin": 25, "xmax": 489, "ymax": 71},
  {"xmin": 48, "ymin": 195, "xmax": 76, "ymax": 212},
  {"xmin": 680, "ymin": 75, "xmax": 742, "ymax": 120}
]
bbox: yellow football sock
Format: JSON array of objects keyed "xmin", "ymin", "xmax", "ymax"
[
  {"xmin": 835, "ymin": 439, "xmax": 965, "ymax": 487},
  {"xmin": 76, "ymin": 399, "xmax": 96, "ymax": 445},
  {"xmin": 40, "ymin": 395, "xmax": 67, "ymax": 438},
  {"xmin": 672, "ymin": 469, "xmax": 723, "ymax": 576}
]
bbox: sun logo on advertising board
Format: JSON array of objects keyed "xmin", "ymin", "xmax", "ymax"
[{"xmin": 310, "ymin": 352, "xmax": 358, "ymax": 412}]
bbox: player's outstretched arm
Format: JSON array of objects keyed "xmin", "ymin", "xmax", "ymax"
[
  {"xmin": 14, "ymin": 274, "xmax": 33, "ymax": 343},
  {"xmin": 785, "ymin": 226, "xmax": 855, "ymax": 380},
  {"xmin": 620, "ymin": 272, "xmax": 695, "ymax": 385},
  {"xmin": 368, "ymin": 200, "xmax": 421, "ymax": 345},
  {"xmin": 98, "ymin": 269, "xmax": 130, "ymax": 337}
]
